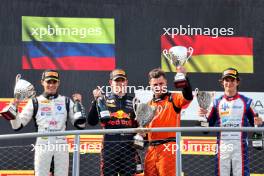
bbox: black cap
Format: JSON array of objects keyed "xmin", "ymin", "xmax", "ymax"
[
  {"xmin": 41, "ymin": 70, "xmax": 59, "ymax": 81},
  {"xmin": 221, "ymin": 68, "xmax": 239, "ymax": 80},
  {"xmin": 110, "ymin": 69, "xmax": 127, "ymax": 80}
]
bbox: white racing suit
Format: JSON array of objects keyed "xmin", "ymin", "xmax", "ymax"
[
  {"xmin": 10, "ymin": 94, "xmax": 83, "ymax": 176},
  {"xmin": 207, "ymin": 94, "xmax": 255, "ymax": 176}
]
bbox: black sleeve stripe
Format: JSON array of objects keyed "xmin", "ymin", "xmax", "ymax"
[{"xmin": 169, "ymin": 94, "xmax": 181, "ymax": 113}]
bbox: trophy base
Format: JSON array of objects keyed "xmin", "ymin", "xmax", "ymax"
[
  {"xmin": 134, "ymin": 134, "xmax": 144, "ymax": 149},
  {"xmin": 0, "ymin": 105, "xmax": 17, "ymax": 120}
]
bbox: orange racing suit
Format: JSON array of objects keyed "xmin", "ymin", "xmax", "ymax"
[{"xmin": 144, "ymin": 81, "xmax": 193, "ymax": 176}]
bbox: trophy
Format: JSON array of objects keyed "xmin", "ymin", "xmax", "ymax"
[
  {"xmin": 163, "ymin": 46, "xmax": 193, "ymax": 88},
  {"xmin": 195, "ymin": 88, "xmax": 215, "ymax": 127},
  {"xmin": 0, "ymin": 74, "xmax": 36, "ymax": 120},
  {"xmin": 133, "ymin": 90, "xmax": 156, "ymax": 149}
]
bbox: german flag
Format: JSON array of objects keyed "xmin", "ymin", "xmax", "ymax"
[{"xmin": 161, "ymin": 35, "xmax": 253, "ymax": 73}]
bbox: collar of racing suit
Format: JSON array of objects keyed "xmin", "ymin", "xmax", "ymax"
[
  {"xmin": 42, "ymin": 92, "xmax": 59, "ymax": 100},
  {"xmin": 152, "ymin": 92, "xmax": 170, "ymax": 102},
  {"xmin": 109, "ymin": 93, "xmax": 127, "ymax": 100},
  {"xmin": 223, "ymin": 93, "xmax": 239, "ymax": 101}
]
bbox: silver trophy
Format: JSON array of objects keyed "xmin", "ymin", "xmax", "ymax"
[
  {"xmin": 163, "ymin": 46, "xmax": 193, "ymax": 88},
  {"xmin": 133, "ymin": 90, "xmax": 155, "ymax": 149},
  {"xmin": 195, "ymin": 88, "xmax": 215, "ymax": 127},
  {"xmin": 0, "ymin": 74, "xmax": 36, "ymax": 120}
]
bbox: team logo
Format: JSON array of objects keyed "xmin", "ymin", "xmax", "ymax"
[
  {"xmin": 57, "ymin": 106, "xmax": 62, "ymax": 111},
  {"xmin": 40, "ymin": 100, "xmax": 50, "ymax": 104},
  {"xmin": 49, "ymin": 120, "xmax": 57, "ymax": 126},
  {"xmin": 221, "ymin": 103, "xmax": 229, "ymax": 111},
  {"xmin": 111, "ymin": 110, "xmax": 130, "ymax": 119}
]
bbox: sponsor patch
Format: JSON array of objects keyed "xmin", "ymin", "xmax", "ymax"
[
  {"xmin": 40, "ymin": 107, "xmax": 51, "ymax": 112},
  {"xmin": 106, "ymin": 103, "xmax": 116, "ymax": 107}
]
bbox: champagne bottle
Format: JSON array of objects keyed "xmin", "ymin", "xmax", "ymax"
[
  {"xmin": 73, "ymin": 100, "xmax": 82, "ymax": 114},
  {"xmin": 135, "ymin": 153, "xmax": 143, "ymax": 174},
  {"xmin": 73, "ymin": 100, "xmax": 86, "ymax": 127},
  {"xmin": 96, "ymin": 96, "xmax": 111, "ymax": 122},
  {"xmin": 252, "ymin": 128, "xmax": 263, "ymax": 150}
]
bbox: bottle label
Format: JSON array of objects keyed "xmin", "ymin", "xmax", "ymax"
[
  {"xmin": 136, "ymin": 164, "xmax": 143, "ymax": 171},
  {"xmin": 74, "ymin": 112, "xmax": 82, "ymax": 119},
  {"xmin": 201, "ymin": 121, "xmax": 209, "ymax": 127},
  {"xmin": 100, "ymin": 111, "xmax": 110, "ymax": 117},
  {"xmin": 134, "ymin": 140, "xmax": 144, "ymax": 147},
  {"xmin": 252, "ymin": 140, "xmax": 263, "ymax": 147}
]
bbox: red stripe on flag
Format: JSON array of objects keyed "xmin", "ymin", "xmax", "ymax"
[
  {"xmin": 56, "ymin": 57, "xmax": 115, "ymax": 70},
  {"xmin": 22, "ymin": 56, "xmax": 115, "ymax": 71},
  {"xmin": 22, "ymin": 56, "xmax": 32, "ymax": 69},
  {"xmin": 22, "ymin": 56, "xmax": 58, "ymax": 70},
  {"xmin": 161, "ymin": 35, "xmax": 253, "ymax": 55}
]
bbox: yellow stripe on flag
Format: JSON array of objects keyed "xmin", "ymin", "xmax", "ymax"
[{"xmin": 162, "ymin": 55, "xmax": 253, "ymax": 73}]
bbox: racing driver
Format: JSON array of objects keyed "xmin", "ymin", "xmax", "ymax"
[
  {"xmin": 198, "ymin": 67, "xmax": 263, "ymax": 176},
  {"xmin": 9, "ymin": 70, "xmax": 86, "ymax": 176}
]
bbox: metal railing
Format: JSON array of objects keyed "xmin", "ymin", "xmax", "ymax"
[{"xmin": 0, "ymin": 127, "xmax": 263, "ymax": 176}]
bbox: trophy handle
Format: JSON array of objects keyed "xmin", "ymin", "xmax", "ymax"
[
  {"xmin": 15, "ymin": 74, "xmax": 21, "ymax": 84},
  {"xmin": 186, "ymin": 47, "xmax": 193, "ymax": 62},
  {"xmin": 194, "ymin": 88, "xmax": 199, "ymax": 96},
  {"xmin": 162, "ymin": 49, "xmax": 173, "ymax": 65}
]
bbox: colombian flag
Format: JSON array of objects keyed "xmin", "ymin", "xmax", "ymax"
[
  {"xmin": 161, "ymin": 35, "xmax": 253, "ymax": 73},
  {"xmin": 22, "ymin": 16, "xmax": 115, "ymax": 70}
]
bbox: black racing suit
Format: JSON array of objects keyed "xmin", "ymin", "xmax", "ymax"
[{"xmin": 88, "ymin": 93, "xmax": 138, "ymax": 176}]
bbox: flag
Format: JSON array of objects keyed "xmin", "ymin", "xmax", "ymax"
[
  {"xmin": 22, "ymin": 16, "xmax": 115, "ymax": 70},
  {"xmin": 161, "ymin": 35, "xmax": 253, "ymax": 73}
]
